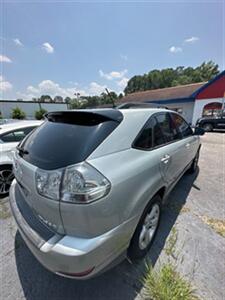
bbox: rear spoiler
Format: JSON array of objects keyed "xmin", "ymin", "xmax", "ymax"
[
  {"xmin": 117, "ymin": 102, "xmax": 168, "ymax": 109},
  {"xmin": 45, "ymin": 109, "xmax": 123, "ymax": 124}
]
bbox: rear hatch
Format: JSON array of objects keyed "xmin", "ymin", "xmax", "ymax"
[{"xmin": 14, "ymin": 110, "xmax": 122, "ymax": 235}]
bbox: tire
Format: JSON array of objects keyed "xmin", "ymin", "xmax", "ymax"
[
  {"xmin": 0, "ymin": 165, "xmax": 14, "ymax": 198},
  {"xmin": 128, "ymin": 195, "xmax": 161, "ymax": 261},
  {"xmin": 189, "ymin": 149, "xmax": 200, "ymax": 174},
  {"xmin": 202, "ymin": 123, "xmax": 213, "ymax": 132}
]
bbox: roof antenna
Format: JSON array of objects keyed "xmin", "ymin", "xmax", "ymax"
[{"xmin": 105, "ymin": 88, "xmax": 116, "ymax": 108}]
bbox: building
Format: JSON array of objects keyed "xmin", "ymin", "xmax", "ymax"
[{"xmin": 120, "ymin": 70, "xmax": 225, "ymax": 125}]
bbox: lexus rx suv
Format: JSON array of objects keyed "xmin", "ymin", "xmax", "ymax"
[{"xmin": 9, "ymin": 108, "xmax": 204, "ymax": 279}]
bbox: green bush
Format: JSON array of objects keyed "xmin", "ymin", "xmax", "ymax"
[
  {"xmin": 143, "ymin": 263, "xmax": 198, "ymax": 300},
  {"xmin": 35, "ymin": 108, "xmax": 47, "ymax": 120},
  {"xmin": 11, "ymin": 107, "xmax": 26, "ymax": 119}
]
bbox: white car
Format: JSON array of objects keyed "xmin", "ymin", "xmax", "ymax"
[{"xmin": 0, "ymin": 120, "xmax": 42, "ymax": 198}]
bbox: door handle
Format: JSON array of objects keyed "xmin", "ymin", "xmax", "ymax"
[
  {"xmin": 185, "ymin": 143, "xmax": 190, "ymax": 148},
  {"xmin": 161, "ymin": 154, "xmax": 170, "ymax": 164}
]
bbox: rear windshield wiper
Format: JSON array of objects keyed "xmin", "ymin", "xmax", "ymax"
[{"xmin": 16, "ymin": 145, "xmax": 29, "ymax": 155}]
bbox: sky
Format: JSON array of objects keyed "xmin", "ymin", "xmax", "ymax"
[{"xmin": 0, "ymin": 0, "xmax": 224, "ymax": 100}]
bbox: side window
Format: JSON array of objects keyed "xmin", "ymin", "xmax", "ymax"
[
  {"xmin": 170, "ymin": 113, "xmax": 193, "ymax": 138},
  {"xmin": 153, "ymin": 117, "xmax": 165, "ymax": 147},
  {"xmin": 133, "ymin": 118, "xmax": 155, "ymax": 149},
  {"xmin": 0, "ymin": 126, "xmax": 36, "ymax": 143},
  {"xmin": 155, "ymin": 113, "xmax": 179, "ymax": 143}
]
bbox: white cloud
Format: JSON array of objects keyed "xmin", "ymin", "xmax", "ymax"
[
  {"xmin": 16, "ymin": 79, "xmax": 107, "ymax": 100},
  {"xmin": 169, "ymin": 46, "xmax": 182, "ymax": 53},
  {"xmin": 27, "ymin": 85, "xmax": 39, "ymax": 94},
  {"xmin": 117, "ymin": 77, "xmax": 129, "ymax": 88},
  {"xmin": 0, "ymin": 54, "xmax": 12, "ymax": 63},
  {"xmin": 0, "ymin": 76, "xmax": 13, "ymax": 92},
  {"xmin": 42, "ymin": 42, "xmax": 54, "ymax": 54},
  {"xmin": 120, "ymin": 54, "xmax": 128, "ymax": 61},
  {"xmin": 13, "ymin": 38, "xmax": 23, "ymax": 47},
  {"xmin": 88, "ymin": 82, "xmax": 106, "ymax": 95},
  {"xmin": 99, "ymin": 69, "xmax": 128, "ymax": 80},
  {"xmin": 184, "ymin": 36, "xmax": 199, "ymax": 44}
]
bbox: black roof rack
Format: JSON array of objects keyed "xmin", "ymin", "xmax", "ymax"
[{"xmin": 117, "ymin": 102, "xmax": 168, "ymax": 109}]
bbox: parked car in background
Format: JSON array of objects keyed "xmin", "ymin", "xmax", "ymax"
[
  {"xmin": 196, "ymin": 110, "xmax": 225, "ymax": 131},
  {"xmin": 10, "ymin": 108, "xmax": 204, "ymax": 279},
  {"xmin": 0, "ymin": 119, "xmax": 19, "ymax": 125},
  {"xmin": 0, "ymin": 120, "xmax": 42, "ymax": 197}
]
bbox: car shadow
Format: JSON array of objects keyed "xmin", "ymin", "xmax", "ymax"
[{"xmin": 14, "ymin": 169, "xmax": 199, "ymax": 300}]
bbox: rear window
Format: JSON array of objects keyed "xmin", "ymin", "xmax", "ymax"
[{"xmin": 19, "ymin": 111, "xmax": 122, "ymax": 170}]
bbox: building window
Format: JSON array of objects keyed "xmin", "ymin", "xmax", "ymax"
[{"xmin": 202, "ymin": 102, "xmax": 222, "ymax": 117}]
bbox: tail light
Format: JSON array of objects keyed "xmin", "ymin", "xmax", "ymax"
[{"xmin": 35, "ymin": 162, "xmax": 110, "ymax": 204}]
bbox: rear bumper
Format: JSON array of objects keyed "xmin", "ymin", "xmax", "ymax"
[{"xmin": 9, "ymin": 180, "xmax": 136, "ymax": 279}]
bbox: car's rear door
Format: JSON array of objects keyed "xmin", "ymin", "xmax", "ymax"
[{"xmin": 153, "ymin": 112, "xmax": 185, "ymax": 185}]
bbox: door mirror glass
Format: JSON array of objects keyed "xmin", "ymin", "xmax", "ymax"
[{"xmin": 194, "ymin": 127, "xmax": 205, "ymax": 136}]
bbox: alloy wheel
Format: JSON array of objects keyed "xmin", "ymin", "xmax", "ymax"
[
  {"xmin": 0, "ymin": 169, "xmax": 14, "ymax": 195},
  {"xmin": 138, "ymin": 203, "xmax": 160, "ymax": 250}
]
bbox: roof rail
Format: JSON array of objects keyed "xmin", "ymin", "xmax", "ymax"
[{"xmin": 117, "ymin": 102, "xmax": 168, "ymax": 109}]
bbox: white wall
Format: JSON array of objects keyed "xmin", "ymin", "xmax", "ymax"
[
  {"xmin": 0, "ymin": 101, "xmax": 68, "ymax": 119},
  {"xmin": 192, "ymin": 98, "xmax": 224, "ymax": 125},
  {"xmin": 164, "ymin": 102, "xmax": 194, "ymax": 124}
]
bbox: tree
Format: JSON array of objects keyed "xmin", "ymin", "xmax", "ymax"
[
  {"xmin": 124, "ymin": 61, "xmax": 220, "ymax": 94},
  {"xmin": 64, "ymin": 97, "xmax": 71, "ymax": 104},
  {"xmin": 11, "ymin": 107, "xmax": 26, "ymax": 119},
  {"xmin": 40, "ymin": 95, "xmax": 52, "ymax": 102},
  {"xmin": 118, "ymin": 93, "xmax": 123, "ymax": 99},
  {"xmin": 69, "ymin": 98, "xmax": 81, "ymax": 109},
  {"xmin": 100, "ymin": 91, "xmax": 118, "ymax": 106},
  {"xmin": 35, "ymin": 108, "xmax": 47, "ymax": 120},
  {"xmin": 53, "ymin": 95, "xmax": 63, "ymax": 103}
]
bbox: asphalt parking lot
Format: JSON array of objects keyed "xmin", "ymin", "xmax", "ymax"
[{"xmin": 0, "ymin": 133, "xmax": 224, "ymax": 300}]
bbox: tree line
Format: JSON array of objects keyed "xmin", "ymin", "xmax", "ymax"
[
  {"xmin": 124, "ymin": 61, "xmax": 219, "ymax": 95},
  {"xmin": 16, "ymin": 61, "xmax": 220, "ymax": 108}
]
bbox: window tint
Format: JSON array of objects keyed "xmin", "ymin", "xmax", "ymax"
[
  {"xmin": 134, "ymin": 118, "xmax": 155, "ymax": 149},
  {"xmin": 20, "ymin": 117, "xmax": 120, "ymax": 170},
  {"xmin": 0, "ymin": 127, "xmax": 36, "ymax": 143},
  {"xmin": 155, "ymin": 113, "xmax": 179, "ymax": 143},
  {"xmin": 170, "ymin": 113, "xmax": 193, "ymax": 137},
  {"xmin": 153, "ymin": 118, "xmax": 165, "ymax": 146},
  {"xmin": 133, "ymin": 112, "xmax": 181, "ymax": 150}
]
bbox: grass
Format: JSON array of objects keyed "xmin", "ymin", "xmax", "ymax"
[
  {"xmin": 199, "ymin": 216, "xmax": 225, "ymax": 238},
  {"xmin": 143, "ymin": 263, "xmax": 198, "ymax": 300},
  {"xmin": 165, "ymin": 227, "xmax": 178, "ymax": 258}
]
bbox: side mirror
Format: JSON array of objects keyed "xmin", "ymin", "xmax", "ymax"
[{"xmin": 194, "ymin": 127, "xmax": 205, "ymax": 136}]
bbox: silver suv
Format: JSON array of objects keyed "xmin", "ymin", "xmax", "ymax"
[{"xmin": 9, "ymin": 108, "xmax": 204, "ymax": 279}]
